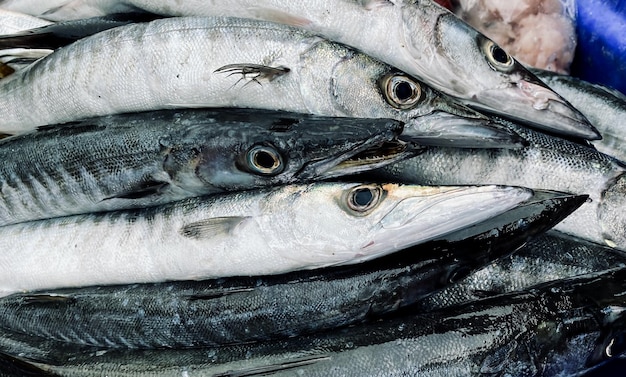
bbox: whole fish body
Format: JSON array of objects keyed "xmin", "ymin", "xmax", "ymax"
[
  {"xmin": 532, "ymin": 68, "xmax": 626, "ymax": 163},
  {"xmin": 0, "ymin": 16, "xmax": 525, "ymax": 149},
  {"xmin": 0, "ymin": 181, "xmax": 535, "ymax": 297},
  {"xmin": 0, "ymin": 107, "xmax": 411, "ymax": 226},
  {"xmin": 0, "ymin": 190, "xmax": 585, "ymax": 350},
  {"xmin": 374, "ymin": 117, "xmax": 626, "ymax": 250},
  {"xmin": 0, "ymin": 0, "xmax": 599, "ymax": 140},
  {"xmin": 7, "ymin": 267, "xmax": 626, "ymax": 377},
  {"xmin": 418, "ymin": 230, "xmax": 626, "ymax": 311}
]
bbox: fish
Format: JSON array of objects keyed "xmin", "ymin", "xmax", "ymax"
[
  {"xmin": 0, "ymin": 107, "xmax": 413, "ymax": 226},
  {"xmin": 4, "ymin": 266, "xmax": 626, "ymax": 377},
  {"xmin": 417, "ymin": 230, "xmax": 626, "ymax": 311},
  {"xmin": 0, "ymin": 0, "xmax": 599, "ymax": 140},
  {"xmin": 0, "ymin": 181, "xmax": 535, "ymax": 297},
  {"xmin": 0, "ymin": 16, "xmax": 525, "ymax": 149},
  {"xmin": 0, "ymin": 8, "xmax": 51, "ymax": 35},
  {"xmin": 0, "ymin": 190, "xmax": 585, "ymax": 350},
  {"xmin": 374, "ymin": 116, "xmax": 626, "ymax": 250},
  {"xmin": 532, "ymin": 67, "xmax": 626, "ymax": 163}
]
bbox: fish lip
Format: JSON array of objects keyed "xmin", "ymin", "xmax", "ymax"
[
  {"xmin": 467, "ymin": 77, "xmax": 602, "ymax": 141},
  {"xmin": 295, "ymin": 139, "xmax": 420, "ymax": 180},
  {"xmin": 400, "ymin": 112, "xmax": 529, "ymax": 149}
]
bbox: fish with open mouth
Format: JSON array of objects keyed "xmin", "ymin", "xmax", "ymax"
[
  {"xmin": 0, "ymin": 16, "xmax": 525, "ymax": 148},
  {"xmin": 3, "ymin": 265, "xmax": 626, "ymax": 377},
  {"xmin": 0, "ymin": 182, "xmax": 535, "ymax": 297},
  {"xmin": 0, "ymin": 0, "xmax": 599, "ymax": 140},
  {"xmin": 0, "ymin": 107, "xmax": 413, "ymax": 226},
  {"xmin": 0, "ymin": 190, "xmax": 585, "ymax": 350}
]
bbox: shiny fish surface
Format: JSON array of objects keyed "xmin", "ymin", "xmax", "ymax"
[
  {"xmin": 0, "ymin": 16, "xmax": 524, "ymax": 149},
  {"xmin": 375, "ymin": 117, "xmax": 626, "ymax": 250},
  {"xmin": 0, "ymin": 108, "xmax": 410, "ymax": 226},
  {"xmin": 532, "ymin": 68, "xmax": 626, "ymax": 163},
  {"xmin": 0, "ymin": 182, "xmax": 534, "ymax": 297},
  {"xmin": 6, "ymin": 267, "xmax": 626, "ymax": 377},
  {"xmin": 0, "ymin": 0, "xmax": 599, "ymax": 140},
  {"xmin": 418, "ymin": 231, "xmax": 626, "ymax": 311},
  {"xmin": 0, "ymin": 190, "xmax": 585, "ymax": 350}
]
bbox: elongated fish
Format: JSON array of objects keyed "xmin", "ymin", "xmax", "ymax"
[
  {"xmin": 418, "ymin": 230, "xmax": 626, "ymax": 311},
  {"xmin": 0, "ymin": 182, "xmax": 534, "ymax": 297},
  {"xmin": 0, "ymin": 0, "xmax": 599, "ymax": 140},
  {"xmin": 0, "ymin": 17, "xmax": 524, "ymax": 149},
  {"xmin": 5, "ymin": 267, "xmax": 626, "ymax": 377},
  {"xmin": 375, "ymin": 117, "xmax": 626, "ymax": 250},
  {"xmin": 0, "ymin": 108, "xmax": 411, "ymax": 226},
  {"xmin": 0, "ymin": 190, "xmax": 584, "ymax": 350},
  {"xmin": 532, "ymin": 68, "xmax": 626, "ymax": 162}
]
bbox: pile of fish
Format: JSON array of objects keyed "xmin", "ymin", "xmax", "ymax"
[{"xmin": 0, "ymin": 1, "xmax": 624, "ymax": 376}]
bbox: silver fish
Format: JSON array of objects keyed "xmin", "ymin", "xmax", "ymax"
[
  {"xmin": 0, "ymin": 107, "xmax": 412, "ymax": 226},
  {"xmin": 0, "ymin": 182, "xmax": 534, "ymax": 297},
  {"xmin": 0, "ymin": 0, "xmax": 599, "ymax": 140},
  {"xmin": 0, "ymin": 16, "xmax": 524, "ymax": 149},
  {"xmin": 5, "ymin": 267, "xmax": 626, "ymax": 377},
  {"xmin": 375, "ymin": 117, "xmax": 626, "ymax": 250},
  {"xmin": 532, "ymin": 67, "xmax": 626, "ymax": 162},
  {"xmin": 0, "ymin": 190, "xmax": 585, "ymax": 350},
  {"xmin": 418, "ymin": 230, "xmax": 626, "ymax": 311}
]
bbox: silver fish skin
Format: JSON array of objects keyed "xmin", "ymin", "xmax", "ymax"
[
  {"xmin": 418, "ymin": 230, "xmax": 626, "ymax": 312},
  {"xmin": 0, "ymin": 190, "xmax": 585, "ymax": 350},
  {"xmin": 0, "ymin": 8, "xmax": 51, "ymax": 35},
  {"xmin": 0, "ymin": 16, "xmax": 525, "ymax": 149},
  {"xmin": 0, "ymin": 182, "xmax": 534, "ymax": 297},
  {"xmin": 0, "ymin": 108, "xmax": 411, "ymax": 226},
  {"xmin": 532, "ymin": 68, "xmax": 626, "ymax": 163},
  {"xmin": 6, "ymin": 267, "xmax": 626, "ymax": 377},
  {"xmin": 375, "ymin": 116, "xmax": 626, "ymax": 250},
  {"xmin": 0, "ymin": 0, "xmax": 599, "ymax": 140}
]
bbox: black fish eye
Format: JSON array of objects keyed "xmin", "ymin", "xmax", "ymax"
[
  {"xmin": 245, "ymin": 145, "xmax": 284, "ymax": 175},
  {"xmin": 346, "ymin": 184, "xmax": 383, "ymax": 214},
  {"xmin": 381, "ymin": 74, "xmax": 424, "ymax": 109},
  {"xmin": 483, "ymin": 40, "xmax": 514, "ymax": 72}
]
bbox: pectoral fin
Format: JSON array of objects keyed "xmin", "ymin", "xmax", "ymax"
[
  {"xmin": 103, "ymin": 180, "xmax": 170, "ymax": 200},
  {"xmin": 21, "ymin": 294, "xmax": 74, "ymax": 305},
  {"xmin": 179, "ymin": 217, "xmax": 250, "ymax": 239},
  {"xmin": 213, "ymin": 355, "xmax": 331, "ymax": 377}
]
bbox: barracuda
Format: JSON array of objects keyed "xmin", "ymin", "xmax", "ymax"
[
  {"xmin": 0, "ymin": 190, "xmax": 585, "ymax": 350},
  {"xmin": 0, "ymin": 0, "xmax": 599, "ymax": 140},
  {"xmin": 0, "ymin": 108, "xmax": 412, "ymax": 226}
]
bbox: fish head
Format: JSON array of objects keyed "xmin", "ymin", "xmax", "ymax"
[
  {"xmin": 261, "ymin": 182, "xmax": 533, "ymax": 268},
  {"xmin": 397, "ymin": 3, "xmax": 599, "ymax": 140},
  {"xmin": 160, "ymin": 110, "xmax": 413, "ymax": 193},
  {"xmin": 321, "ymin": 44, "xmax": 526, "ymax": 149}
]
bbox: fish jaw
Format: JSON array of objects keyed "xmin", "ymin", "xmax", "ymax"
[
  {"xmin": 468, "ymin": 76, "xmax": 601, "ymax": 141},
  {"xmin": 296, "ymin": 139, "xmax": 419, "ymax": 180},
  {"xmin": 412, "ymin": 9, "xmax": 599, "ymax": 140},
  {"xmin": 356, "ymin": 184, "xmax": 534, "ymax": 259},
  {"xmin": 401, "ymin": 111, "xmax": 527, "ymax": 148}
]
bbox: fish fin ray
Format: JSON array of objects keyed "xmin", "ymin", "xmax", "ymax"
[
  {"xmin": 103, "ymin": 180, "xmax": 170, "ymax": 200},
  {"xmin": 0, "ymin": 351, "xmax": 57, "ymax": 376},
  {"xmin": 214, "ymin": 64, "xmax": 290, "ymax": 87},
  {"xmin": 213, "ymin": 354, "xmax": 332, "ymax": 377},
  {"xmin": 245, "ymin": 7, "xmax": 312, "ymax": 27},
  {"xmin": 180, "ymin": 217, "xmax": 251, "ymax": 239},
  {"xmin": 186, "ymin": 287, "xmax": 255, "ymax": 301},
  {"xmin": 21, "ymin": 293, "xmax": 74, "ymax": 305},
  {"xmin": 360, "ymin": 0, "xmax": 395, "ymax": 10}
]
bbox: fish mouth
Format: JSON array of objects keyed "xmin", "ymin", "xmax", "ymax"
[
  {"xmin": 401, "ymin": 111, "xmax": 528, "ymax": 148},
  {"xmin": 296, "ymin": 139, "xmax": 419, "ymax": 180},
  {"xmin": 468, "ymin": 76, "xmax": 601, "ymax": 141}
]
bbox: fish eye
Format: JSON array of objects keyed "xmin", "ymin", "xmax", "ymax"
[
  {"xmin": 346, "ymin": 184, "xmax": 383, "ymax": 215},
  {"xmin": 244, "ymin": 144, "xmax": 284, "ymax": 176},
  {"xmin": 483, "ymin": 40, "xmax": 514, "ymax": 72},
  {"xmin": 381, "ymin": 74, "xmax": 424, "ymax": 109}
]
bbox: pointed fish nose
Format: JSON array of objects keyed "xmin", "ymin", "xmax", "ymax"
[{"xmin": 470, "ymin": 77, "xmax": 602, "ymax": 141}]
